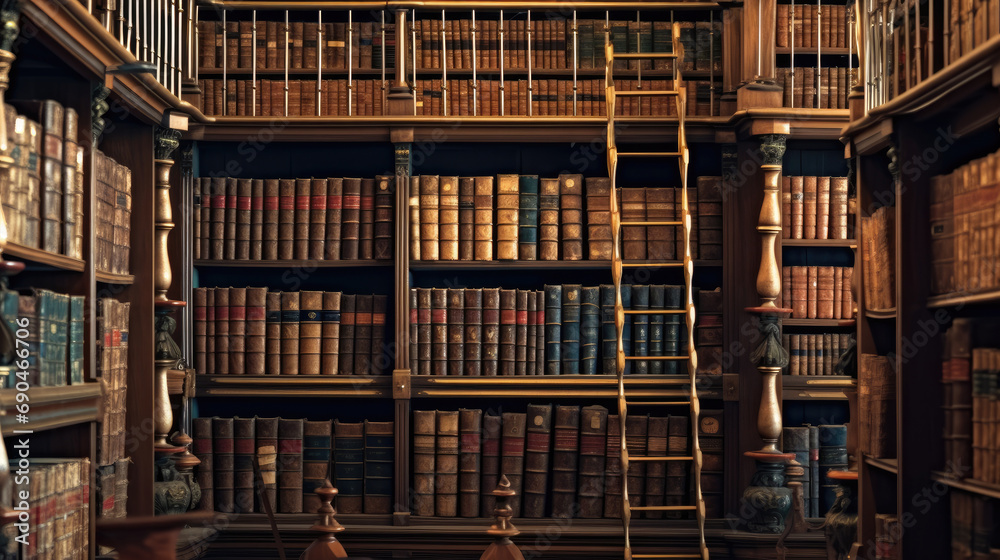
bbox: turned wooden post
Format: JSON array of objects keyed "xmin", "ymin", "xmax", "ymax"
[
  {"xmin": 299, "ymin": 480, "xmax": 348, "ymax": 560},
  {"xmin": 481, "ymin": 475, "xmax": 525, "ymax": 560}
]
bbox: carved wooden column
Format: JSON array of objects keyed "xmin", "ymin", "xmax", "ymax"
[
  {"xmin": 392, "ymin": 137, "xmax": 412, "ymax": 527},
  {"xmin": 300, "ymin": 480, "xmax": 348, "ymax": 560},
  {"xmin": 386, "ymin": 9, "xmax": 415, "ymax": 116},
  {"xmin": 480, "ymin": 475, "xmax": 525, "ymax": 560}
]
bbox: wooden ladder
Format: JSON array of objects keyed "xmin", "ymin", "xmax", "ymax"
[{"xmin": 604, "ymin": 23, "xmax": 708, "ymax": 560}]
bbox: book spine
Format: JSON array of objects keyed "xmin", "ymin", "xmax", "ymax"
[
  {"xmin": 501, "ymin": 412, "xmax": 527, "ymax": 517},
  {"xmin": 560, "ymin": 174, "xmax": 584, "ymax": 260},
  {"xmin": 480, "ymin": 414, "xmax": 502, "ymax": 515},
  {"xmin": 333, "ymin": 420, "xmax": 364, "ymax": 514},
  {"xmin": 364, "ymin": 420, "xmax": 394, "ymax": 514},
  {"xmin": 233, "ymin": 417, "xmax": 256, "ymax": 513},
  {"xmin": 539, "ymin": 178, "xmax": 561, "ymax": 261},
  {"xmin": 499, "ymin": 289, "xmax": 517, "ymax": 376},
  {"xmin": 341, "ymin": 178, "xmax": 362, "ymax": 260},
  {"xmin": 325, "ymin": 178, "xmax": 344, "ymax": 259},
  {"xmin": 359, "ymin": 178, "xmax": 376, "ymax": 259},
  {"xmin": 374, "ymin": 176, "xmax": 394, "ymax": 260},
  {"xmin": 412, "ymin": 410, "xmax": 437, "ymax": 516},
  {"xmin": 551, "ymin": 405, "xmax": 581, "ymax": 519},
  {"xmin": 518, "ymin": 175, "xmax": 539, "ymax": 260},
  {"xmin": 439, "ymin": 176, "xmax": 460, "ymax": 261},
  {"xmin": 193, "ymin": 417, "xmax": 214, "ymax": 511},
  {"xmin": 604, "ymin": 414, "xmax": 622, "ymax": 518},
  {"xmin": 522, "ymin": 404, "xmax": 553, "ymax": 518},
  {"xmin": 354, "ymin": 295, "xmax": 374, "ymax": 375},
  {"xmin": 447, "ymin": 289, "xmax": 465, "ymax": 377},
  {"xmin": 213, "ymin": 417, "xmax": 235, "ymax": 513},
  {"xmin": 496, "ymin": 174, "xmax": 520, "ymax": 260},
  {"xmin": 339, "ymin": 295, "xmax": 356, "ymax": 375},
  {"xmin": 228, "ymin": 288, "xmax": 247, "ymax": 375},
  {"xmin": 459, "ymin": 408, "xmax": 483, "ymax": 517},
  {"xmin": 545, "ymin": 285, "xmax": 562, "ymax": 375},
  {"xmin": 302, "ymin": 420, "xmax": 332, "ymax": 514}
]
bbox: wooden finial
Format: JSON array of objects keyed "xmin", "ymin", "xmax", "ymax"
[
  {"xmin": 481, "ymin": 475, "xmax": 525, "ymax": 560},
  {"xmin": 299, "ymin": 480, "xmax": 347, "ymax": 560}
]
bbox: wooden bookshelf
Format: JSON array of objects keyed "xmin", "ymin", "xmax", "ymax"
[
  {"xmin": 931, "ymin": 473, "xmax": 1000, "ymax": 501},
  {"xmin": 4, "ymin": 241, "xmax": 87, "ymax": 272},
  {"xmin": 410, "ymin": 374, "xmax": 724, "ymax": 399},
  {"xmin": 783, "ymin": 318, "xmax": 856, "ymax": 327},
  {"xmin": 927, "ymin": 289, "xmax": 1000, "ymax": 308},
  {"xmin": 195, "ymin": 375, "xmax": 392, "ymax": 398},
  {"xmin": 409, "ymin": 259, "xmax": 724, "ymax": 270},
  {"xmin": 775, "ymin": 47, "xmax": 853, "ymax": 55},
  {"xmin": 780, "ymin": 238, "xmax": 856, "ymax": 247},
  {"xmin": 863, "ymin": 308, "xmax": 896, "ymax": 319},
  {"xmin": 95, "ymin": 271, "xmax": 136, "ymax": 285},
  {"xmin": 864, "ymin": 456, "xmax": 899, "ymax": 475},
  {"xmin": 0, "ymin": 385, "xmax": 102, "ymax": 436},
  {"xmin": 194, "ymin": 259, "xmax": 393, "ymax": 268}
]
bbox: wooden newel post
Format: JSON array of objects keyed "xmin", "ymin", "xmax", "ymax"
[
  {"xmin": 481, "ymin": 475, "xmax": 525, "ymax": 560},
  {"xmin": 300, "ymin": 480, "xmax": 348, "ymax": 560}
]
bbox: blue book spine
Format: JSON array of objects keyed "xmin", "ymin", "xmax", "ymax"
[
  {"xmin": 600, "ymin": 285, "xmax": 616, "ymax": 375},
  {"xmin": 809, "ymin": 425, "xmax": 820, "ymax": 518},
  {"xmin": 69, "ymin": 296, "xmax": 84, "ymax": 385},
  {"xmin": 649, "ymin": 285, "xmax": 665, "ymax": 375},
  {"xmin": 544, "ymin": 285, "xmax": 562, "ymax": 375},
  {"xmin": 580, "ymin": 287, "xmax": 600, "ymax": 375},
  {"xmin": 561, "ymin": 284, "xmax": 582, "ymax": 375},
  {"xmin": 818, "ymin": 424, "xmax": 849, "ymax": 514},
  {"xmin": 334, "ymin": 424, "xmax": 365, "ymax": 503},
  {"xmin": 518, "ymin": 175, "xmax": 539, "ymax": 260},
  {"xmin": 664, "ymin": 285, "xmax": 683, "ymax": 374},
  {"xmin": 631, "ymin": 285, "xmax": 649, "ymax": 374},
  {"xmin": 620, "ymin": 285, "xmax": 632, "ymax": 375},
  {"xmin": 2, "ymin": 291, "xmax": 18, "ymax": 389}
]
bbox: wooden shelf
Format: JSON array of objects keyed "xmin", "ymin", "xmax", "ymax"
[
  {"xmin": 95, "ymin": 270, "xmax": 135, "ymax": 285},
  {"xmin": 782, "ymin": 375, "xmax": 854, "ymax": 400},
  {"xmin": 864, "ymin": 308, "xmax": 897, "ymax": 319},
  {"xmin": 207, "ymin": 1, "xmax": 723, "ymax": 10},
  {"xmin": 781, "ymin": 238, "xmax": 856, "ymax": 247},
  {"xmin": 410, "ymin": 374, "xmax": 722, "ymax": 398},
  {"xmin": 4, "ymin": 242, "xmax": 86, "ymax": 272},
  {"xmin": 775, "ymin": 47, "xmax": 854, "ymax": 55},
  {"xmin": 864, "ymin": 455, "xmax": 898, "ymax": 475},
  {"xmin": 197, "ymin": 67, "xmax": 721, "ymax": 79},
  {"xmin": 728, "ymin": 107, "xmax": 849, "ymax": 140},
  {"xmin": 0, "ymin": 384, "xmax": 102, "ymax": 436},
  {"xmin": 928, "ymin": 289, "xmax": 1000, "ymax": 308},
  {"xmin": 410, "ymin": 259, "xmax": 722, "ymax": 270},
  {"xmin": 931, "ymin": 472, "xmax": 1000, "ymax": 500},
  {"xmin": 195, "ymin": 375, "xmax": 392, "ymax": 398},
  {"xmin": 783, "ymin": 318, "xmax": 857, "ymax": 327},
  {"xmin": 194, "ymin": 259, "xmax": 393, "ymax": 268}
]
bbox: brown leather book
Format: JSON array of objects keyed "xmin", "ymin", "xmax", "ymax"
[
  {"xmin": 223, "ymin": 177, "xmax": 238, "ymax": 259},
  {"xmin": 604, "ymin": 414, "xmax": 622, "ymax": 518},
  {"xmin": 830, "ymin": 177, "xmax": 849, "ymax": 240},
  {"xmin": 341, "ymin": 178, "xmax": 362, "ymax": 260},
  {"xmin": 262, "ymin": 179, "xmax": 279, "ymax": 260},
  {"xmin": 249, "ymin": 179, "xmax": 264, "ymax": 260},
  {"xmin": 228, "ymin": 287, "xmax": 247, "ymax": 375},
  {"xmin": 499, "ymin": 289, "xmax": 517, "ymax": 376},
  {"xmin": 842, "ymin": 267, "xmax": 854, "ymax": 320},
  {"xmin": 374, "ymin": 176, "xmax": 394, "ymax": 260},
  {"xmin": 214, "ymin": 287, "xmax": 230, "ymax": 375},
  {"xmin": 265, "ymin": 21, "xmax": 279, "ymax": 69},
  {"xmin": 319, "ymin": 292, "xmax": 341, "ymax": 375},
  {"xmin": 410, "ymin": 176, "xmax": 421, "ymax": 261},
  {"xmin": 280, "ymin": 291, "xmax": 300, "ymax": 374},
  {"xmin": 359, "ymin": 178, "xmax": 376, "ymax": 259},
  {"xmin": 435, "ymin": 411, "xmax": 460, "ymax": 517},
  {"xmin": 697, "ymin": 177, "xmax": 723, "ymax": 260},
  {"xmin": 549, "ymin": 405, "xmax": 580, "ymax": 519},
  {"xmin": 412, "ymin": 409, "xmax": 437, "ymax": 516},
  {"xmin": 860, "ymin": 353, "xmax": 896, "ymax": 458},
  {"xmin": 209, "ymin": 177, "xmax": 226, "ymax": 260},
  {"xmin": 817, "ymin": 266, "xmax": 835, "ymax": 319},
  {"xmin": 234, "ymin": 417, "xmax": 257, "ymax": 513},
  {"xmin": 302, "ymin": 420, "xmax": 332, "ymax": 514},
  {"xmin": 559, "ymin": 174, "xmax": 584, "ymax": 260},
  {"xmin": 245, "ymin": 287, "xmax": 267, "ymax": 375},
  {"xmin": 354, "ymin": 295, "xmax": 374, "ymax": 375},
  {"xmin": 292, "ymin": 179, "xmax": 310, "ymax": 260},
  {"xmin": 474, "ymin": 176, "xmax": 495, "ymax": 261},
  {"xmin": 194, "ymin": 288, "xmax": 208, "ymax": 376},
  {"xmin": 371, "ymin": 295, "xmax": 388, "ymax": 375},
  {"xmin": 303, "ymin": 22, "xmax": 319, "ymax": 69},
  {"xmin": 289, "ymin": 22, "xmax": 304, "ymax": 69},
  {"xmin": 576, "ymin": 405, "xmax": 608, "ymax": 518},
  {"xmin": 415, "ymin": 289, "xmax": 431, "ymax": 376},
  {"xmin": 807, "ymin": 265, "xmax": 819, "ymax": 319},
  {"xmin": 539, "ymin": 177, "xmax": 561, "ymax": 260},
  {"xmin": 458, "ymin": 177, "xmax": 476, "ymax": 260},
  {"xmin": 501, "ymin": 412, "xmax": 527, "ymax": 517},
  {"xmin": 459, "ymin": 408, "xmax": 482, "ymax": 517},
  {"xmin": 522, "ymin": 404, "xmax": 553, "ymax": 518},
  {"xmin": 496, "ymin": 174, "xmax": 520, "ymax": 260},
  {"xmin": 585, "ymin": 177, "xmax": 613, "ymax": 260},
  {"xmin": 833, "ymin": 269, "xmax": 844, "ymax": 320},
  {"xmin": 252, "ymin": 416, "xmax": 278, "ymax": 513},
  {"xmin": 298, "ymin": 291, "xmax": 323, "ymax": 375},
  {"xmin": 224, "ymin": 21, "xmax": 239, "ymax": 70},
  {"xmin": 196, "ymin": 177, "xmax": 208, "ymax": 260},
  {"xmin": 277, "ymin": 179, "xmax": 295, "ymax": 260},
  {"xmin": 790, "ymin": 176, "xmax": 804, "ymax": 239},
  {"xmin": 420, "ymin": 175, "xmax": 441, "ymax": 260},
  {"xmin": 307, "ymin": 178, "xmax": 327, "ymax": 261},
  {"xmin": 463, "ymin": 289, "xmax": 483, "ymax": 376},
  {"xmin": 482, "ymin": 288, "xmax": 500, "ymax": 376},
  {"xmin": 333, "ymin": 420, "xmax": 363, "ymax": 514},
  {"xmin": 213, "ymin": 417, "xmax": 235, "ymax": 513},
  {"xmin": 193, "ymin": 417, "xmax": 214, "ymax": 511},
  {"xmin": 363, "ymin": 420, "xmax": 394, "ymax": 514},
  {"xmin": 431, "ymin": 288, "xmax": 448, "ymax": 376},
  {"xmin": 781, "ymin": 176, "xmax": 791, "ymax": 239},
  {"xmin": 624, "ymin": 414, "xmax": 648, "ymax": 512},
  {"xmin": 791, "ymin": 267, "xmax": 809, "ymax": 318},
  {"xmin": 817, "ymin": 176, "xmax": 831, "ymax": 240},
  {"xmin": 665, "ymin": 416, "xmax": 690, "ymax": 518},
  {"xmin": 526, "ymin": 290, "xmax": 538, "ymax": 375},
  {"xmin": 266, "ymin": 292, "xmax": 281, "ymax": 375},
  {"xmin": 620, "ymin": 188, "xmax": 646, "ymax": 260},
  {"xmin": 646, "ymin": 187, "xmax": 676, "ymax": 261},
  {"xmin": 644, "ymin": 416, "xmax": 668, "ymax": 519},
  {"xmin": 516, "ymin": 290, "xmax": 531, "ymax": 376},
  {"xmin": 439, "ymin": 176, "xmax": 460, "ymax": 261},
  {"xmin": 480, "ymin": 413, "xmax": 502, "ymax": 516},
  {"xmin": 325, "ymin": 177, "xmax": 343, "ymax": 260}
]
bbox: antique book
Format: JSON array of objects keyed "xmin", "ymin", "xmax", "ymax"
[
  {"xmin": 354, "ymin": 295, "xmax": 374, "ymax": 375},
  {"xmin": 621, "ymin": 188, "xmax": 647, "ymax": 260},
  {"xmin": 600, "ymin": 285, "xmax": 616, "ymax": 375},
  {"xmin": 559, "ymin": 174, "xmax": 584, "ymax": 260},
  {"xmin": 497, "ymin": 174, "xmax": 520, "ymax": 260},
  {"xmin": 212, "ymin": 287, "xmax": 230, "ymax": 375},
  {"xmin": 802, "ymin": 176, "xmax": 818, "ymax": 239},
  {"xmin": 631, "ymin": 285, "xmax": 650, "ymax": 374},
  {"xmin": 648, "ymin": 285, "xmax": 666, "ymax": 375},
  {"xmin": 437, "ymin": 176, "xmax": 460, "ymax": 260},
  {"xmin": 307, "ymin": 178, "xmax": 327, "ymax": 261},
  {"xmin": 522, "ymin": 403, "xmax": 553, "ymax": 518},
  {"xmin": 277, "ymin": 418, "xmax": 304, "ymax": 513},
  {"xmin": 264, "ymin": 292, "xmax": 281, "ymax": 375},
  {"xmin": 371, "ymin": 175, "xmax": 394, "ymax": 260},
  {"xmin": 474, "ymin": 176, "xmax": 495, "ymax": 260},
  {"xmin": 447, "ymin": 288, "xmax": 465, "ymax": 377},
  {"xmin": 371, "ymin": 295, "xmax": 388, "ymax": 375},
  {"xmin": 604, "ymin": 414, "xmax": 623, "ymax": 518},
  {"xmin": 364, "ymin": 420, "xmax": 394, "ymax": 514},
  {"xmin": 410, "ymin": 176, "xmax": 421, "ymax": 260},
  {"xmin": 341, "ymin": 178, "xmax": 363, "ymax": 260},
  {"xmin": 419, "ymin": 175, "xmax": 440, "ymax": 260},
  {"xmin": 339, "ymin": 294, "xmax": 356, "ymax": 375},
  {"xmin": 515, "ymin": 290, "xmax": 530, "ymax": 376},
  {"xmin": 277, "ymin": 179, "xmax": 296, "ymax": 259},
  {"xmin": 298, "ymin": 291, "xmax": 323, "ymax": 375},
  {"xmin": 818, "ymin": 425, "xmax": 848, "ymax": 513},
  {"xmin": 561, "ymin": 284, "xmax": 582, "ymax": 375},
  {"xmin": 227, "ymin": 287, "xmax": 247, "ymax": 375},
  {"xmin": 518, "ymin": 175, "xmax": 540, "ymax": 260},
  {"xmin": 625, "ymin": 414, "xmax": 648, "ymax": 511},
  {"xmin": 665, "ymin": 415, "xmax": 690, "ymax": 518},
  {"xmin": 359, "ymin": 178, "xmax": 376, "ymax": 259},
  {"xmin": 498, "ymin": 289, "xmax": 517, "ymax": 376},
  {"xmin": 860, "ymin": 353, "xmax": 896, "ymax": 458},
  {"xmin": 580, "ymin": 287, "xmax": 601, "ymax": 376},
  {"xmin": 646, "ymin": 188, "xmax": 676, "ymax": 261},
  {"xmin": 539, "ymin": 177, "xmax": 561, "ymax": 260},
  {"xmin": 249, "ymin": 179, "xmax": 264, "ymax": 260},
  {"xmin": 432, "ymin": 411, "xmax": 460, "ymax": 517},
  {"xmin": 234, "ymin": 179, "xmax": 252, "ymax": 259},
  {"xmin": 413, "ymin": 410, "xmax": 437, "ymax": 516},
  {"xmin": 463, "ymin": 289, "xmax": 483, "ymax": 377},
  {"xmin": 699, "ymin": 410, "xmax": 725, "ymax": 518},
  {"xmin": 482, "ymin": 288, "xmax": 501, "ymax": 377},
  {"xmin": 817, "ymin": 266, "xmax": 835, "ymax": 319},
  {"xmin": 325, "ymin": 177, "xmax": 344, "ymax": 260},
  {"xmin": 480, "ymin": 413, "xmax": 503, "ymax": 516},
  {"xmin": 333, "ymin": 420, "xmax": 364, "ymax": 514},
  {"xmin": 501, "ymin": 412, "xmax": 527, "ymax": 517},
  {"xmin": 817, "ymin": 176, "xmax": 831, "ymax": 239},
  {"xmin": 458, "ymin": 177, "xmax": 475, "ymax": 260},
  {"xmin": 302, "ymin": 420, "xmax": 332, "ymax": 514},
  {"xmin": 459, "ymin": 409, "xmax": 483, "ymax": 517},
  {"xmin": 585, "ymin": 177, "xmax": 612, "ymax": 260},
  {"xmin": 575, "ymin": 405, "xmax": 608, "ymax": 518},
  {"xmin": 791, "ymin": 266, "xmax": 808, "ymax": 318},
  {"xmin": 193, "ymin": 417, "xmax": 214, "ymax": 511},
  {"xmin": 645, "ymin": 416, "xmax": 669, "ymax": 519},
  {"xmin": 550, "ymin": 405, "xmax": 580, "ymax": 519},
  {"xmin": 526, "ymin": 291, "xmax": 538, "ymax": 376},
  {"xmin": 262, "ymin": 179, "xmax": 279, "ymax": 260},
  {"xmin": 278, "ymin": 291, "xmax": 299, "ymax": 374},
  {"xmin": 544, "ymin": 285, "xmax": 562, "ymax": 375},
  {"xmin": 430, "ymin": 288, "xmax": 448, "ymax": 376},
  {"xmin": 321, "ymin": 292, "xmax": 341, "ymax": 375},
  {"xmin": 789, "ymin": 176, "xmax": 804, "ymax": 239}
]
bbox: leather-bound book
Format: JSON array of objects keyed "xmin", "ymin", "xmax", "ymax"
[
  {"xmin": 354, "ymin": 295, "xmax": 374, "ymax": 375},
  {"xmin": 410, "ymin": 289, "xmax": 420, "ymax": 375},
  {"xmin": 480, "ymin": 413, "xmax": 503, "ymax": 516},
  {"xmin": 277, "ymin": 418, "xmax": 305, "ymax": 512},
  {"xmin": 585, "ymin": 177, "xmax": 612, "ymax": 260},
  {"xmin": 577, "ymin": 405, "xmax": 608, "ymax": 518},
  {"xmin": 550, "ymin": 405, "xmax": 580, "ymax": 519},
  {"xmin": 833, "ymin": 268, "xmax": 844, "ymax": 320},
  {"xmin": 474, "ymin": 176, "xmax": 495, "ymax": 260},
  {"xmin": 464, "ymin": 289, "xmax": 483, "ymax": 376},
  {"xmin": 446, "ymin": 289, "xmax": 465, "ymax": 377},
  {"xmin": 501, "ymin": 412, "xmax": 527, "ymax": 517},
  {"xmin": 222, "ymin": 178, "xmax": 238, "ymax": 259},
  {"xmin": 523, "ymin": 404, "xmax": 553, "ymax": 518},
  {"xmin": 458, "ymin": 177, "xmax": 475, "ymax": 260},
  {"xmin": 249, "ymin": 179, "xmax": 264, "ymax": 260},
  {"xmin": 518, "ymin": 175, "xmax": 540, "ymax": 260},
  {"xmin": 234, "ymin": 179, "xmax": 252, "ymax": 260},
  {"xmin": 262, "ymin": 179, "xmax": 279, "ymax": 260},
  {"xmin": 600, "ymin": 285, "xmax": 616, "ymax": 374},
  {"xmin": 228, "ymin": 287, "xmax": 247, "ymax": 375},
  {"xmin": 648, "ymin": 285, "xmax": 666, "ymax": 375},
  {"xmin": 782, "ymin": 177, "xmax": 792, "ymax": 239},
  {"xmin": 298, "ymin": 291, "xmax": 323, "ymax": 375},
  {"xmin": 817, "ymin": 176, "xmax": 831, "ymax": 240},
  {"xmin": 698, "ymin": 410, "xmax": 724, "ymax": 518},
  {"xmin": 429, "ymin": 288, "xmax": 448, "ymax": 376},
  {"xmin": 807, "ymin": 266, "xmax": 819, "ymax": 319},
  {"xmin": 665, "ymin": 415, "xmax": 690, "ymax": 518},
  {"xmin": 943, "ymin": 320, "xmax": 972, "ymax": 477},
  {"xmin": 324, "ymin": 177, "xmax": 343, "ymax": 260},
  {"xmin": 790, "ymin": 176, "xmax": 804, "ymax": 239},
  {"xmin": 496, "ymin": 174, "xmax": 520, "ymax": 260},
  {"xmin": 647, "ymin": 188, "xmax": 676, "ymax": 261},
  {"xmin": 560, "ymin": 284, "xmax": 582, "ymax": 375},
  {"xmin": 663, "ymin": 285, "xmax": 683, "ymax": 375},
  {"xmin": 213, "ymin": 417, "xmax": 235, "ymax": 513},
  {"xmin": 414, "ymin": 288, "xmax": 431, "ymax": 376},
  {"xmin": 196, "ymin": 177, "xmax": 208, "ymax": 259},
  {"xmin": 860, "ymin": 353, "xmax": 896, "ymax": 458},
  {"xmin": 817, "ymin": 266, "xmax": 836, "ymax": 319},
  {"xmin": 321, "ymin": 292, "xmax": 341, "ymax": 375},
  {"xmin": 459, "ymin": 409, "xmax": 483, "ymax": 517},
  {"xmin": 526, "ymin": 291, "xmax": 538, "ymax": 375},
  {"xmin": 371, "ymin": 295, "xmax": 388, "ymax": 375},
  {"xmin": 209, "ymin": 177, "xmax": 226, "ymax": 259},
  {"xmin": 333, "ymin": 420, "xmax": 364, "ymax": 514},
  {"xmin": 499, "ymin": 289, "xmax": 517, "ymax": 376},
  {"xmin": 374, "ymin": 176, "xmax": 394, "ymax": 260},
  {"xmin": 339, "ymin": 295, "xmax": 356, "ymax": 375},
  {"xmin": 419, "ymin": 175, "xmax": 440, "ymax": 260},
  {"xmin": 645, "ymin": 416, "xmax": 668, "ymax": 519},
  {"xmin": 302, "ymin": 420, "xmax": 332, "ymax": 514},
  {"xmin": 544, "ymin": 285, "xmax": 563, "ymax": 375},
  {"xmin": 622, "ymin": 188, "xmax": 647, "ymax": 260},
  {"xmin": 359, "ymin": 178, "xmax": 376, "ymax": 259},
  {"xmin": 435, "ymin": 411, "xmax": 460, "ymax": 516},
  {"xmin": 515, "ymin": 290, "xmax": 530, "ymax": 375},
  {"xmin": 483, "ymin": 288, "xmax": 501, "ymax": 376},
  {"xmin": 265, "ymin": 292, "xmax": 281, "ymax": 375},
  {"xmin": 439, "ymin": 176, "xmax": 460, "ymax": 261},
  {"xmin": 410, "ymin": 176, "xmax": 421, "ymax": 260},
  {"xmin": 631, "ymin": 285, "xmax": 650, "ymax": 374},
  {"xmin": 539, "ymin": 177, "xmax": 561, "ymax": 260},
  {"xmin": 792, "ymin": 267, "xmax": 808, "ymax": 318},
  {"xmin": 818, "ymin": 425, "xmax": 848, "ymax": 512},
  {"xmin": 604, "ymin": 414, "xmax": 623, "ymax": 518},
  {"xmin": 803, "ymin": 176, "xmax": 818, "ymax": 240},
  {"xmin": 364, "ymin": 420, "xmax": 394, "ymax": 514},
  {"xmin": 625, "ymin": 414, "xmax": 648, "ymax": 511},
  {"xmin": 412, "ymin": 410, "xmax": 437, "ymax": 516},
  {"xmin": 559, "ymin": 174, "xmax": 584, "ymax": 260},
  {"xmin": 306, "ymin": 178, "xmax": 327, "ymax": 261},
  {"xmin": 289, "ymin": 22, "xmax": 304, "ymax": 68},
  {"xmin": 62, "ymin": 111, "xmax": 83, "ymax": 259},
  {"xmin": 278, "ymin": 291, "xmax": 299, "ymax": 374},
  {"xmin": 193, "ymin": 417, "xmax": 214, "ymax": 511},
  {"xmin": 214, "ymin": 287, "xmax": 230, "ymax": 375},
  {"xmin": 194, "ymin": 288, "xmax": 208, "ymax": 376},
  {"xmin": 277, "ymin": 179, "xmax": 295, "ymax": 259},
  {"xmin": 829, "ymin": 177, "xmax": 849, "ymax": 240},
  {"xmin": 341, "ymin": 178, "xmax": 362, "ymax": 260},
  {"xmin": 782, "ymin": 266, "xmax": 792, "ymax": 311}
]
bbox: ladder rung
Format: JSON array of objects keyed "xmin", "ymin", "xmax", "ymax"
[
  {"xmin": 632, "ymin": 555, "xmax": 704, "ymax": 559},
  {"xmin": 617, "ymin": 152, "xmax": 683, "ymax": 158},
  {"xmin": 626, "ymin": 401, "xmax": 691, "ymax": 407},
  {"xmin": 612, "ymin": 52, "xmax": 680, "ymax": 60},
  {"xmin": 628, "ymin": 456, "xmax": 694, "ymax": 462},
  {"xmin": 624, "ymin": 355, "xmax": 689, "ymax": 361},
  {"xmin": 615, "ymin": 90, "xmax": 680, "ymax": 97},
  {"xmin": 621, "ymin": 262, "xmax": 685, "ymax": 268},
  {"xmin": 620, "ymin": 220, "xmax": 684, "ymax": 226},
  {"xmin": 628, "ymin": 505, "xmax": 698, "ymax": 511},
  {"xmin": 622, "ymin": 309, "xmax": 686, "ymax": 315}
]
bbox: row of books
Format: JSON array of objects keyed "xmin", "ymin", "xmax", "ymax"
[
  {"xmin": 946, "ymin": 0, "xmax": 999, "ymax": 67},
  {"xmin": 193, "ymin": 176, "xmax": 394, "ymax": 262},
  {"xmin": 776, "ymin": 4, "xmax": 853, "ymax": 49},
  {"xmin": 197, "ymin": 21, "xmax": 394, "ymax": 72},
  {"xmin": 950, "ymin": 490, "xmax": 998, "ymax": 560},
  {"xmin": 411, "ymin": 174, "xmax": 721, "ymax": 262},
  {"xmin": 193, "ymin": 288, "xmax": 389, "ymax": 376},
  {"xmin": 777, "ymin": 67, "xmax": 857, "ymax": 110},
  {"xmin": 782, "ymin": 333, "xmax": 852, "ymax": 376},
  {"xmin": 199, "ymin": 78, "xmax": 387, "ymax": 117},
  {"xmin": 929, "ymin": 148, "xmax": 1000, "ymax": 296},
  {"xmin": 780, "ymin": 266, "xmax": 855, "ymax": 319},
  {"xmin": 0, "ymin": 289, "xmax": 83, "ymax": 388},
  {"xmin": 193, "ymin": 416, "xmax": 394, "ymax": 515},
  {"xmin": 413, "ymin": 406, "xmax": 724, "ymax": 519},
  {"xmin": 875, "ymin": 514, "xmax": 901, "ymax": 560},
  {"xmin": 859, "ymin": 353, "xmax": 896, "ymax": 460},
  {"xmin": 861, "ymin": 206, "xmax": 896, "ymax": 311},
  {"xmin": 94, "ymin": 150, "xmax": 132, "ymax": 276},
  {"xmin": 97, "ymin": 298, "xmax": 130, "ymax": 467},
  {"xmin": 780, "ymin": 175, "xmax": 852, "ymax": 240},
  {"xmin": 410, "ymin": 284, "xmax": 701, "ymax": 377},
  {"xmin": 1, "ymin": 100, "xmax": 84, "ymax": 259},
  {"xmin": 0, "ymin": 458, "xmax": 90, "ymax": 560},
  {"xmin": 782, "ymin": 424, "xmax": 848, "ymax": 518}
]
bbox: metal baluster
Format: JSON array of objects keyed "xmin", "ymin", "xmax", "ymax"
[
  {"xmin": 472, "ymin": 10, "xmax": 478, "ymax": 116},
  {"xmin": 790, "ymin": 3, "xmax": 795, "ymax": 108},
  {"xmin": 348, "ymin": 10, "xmax": 353, "ymax": 116},
  {"xmin": 222, "ymin": 9, "xmax": 227, "ymax": 116},
  {"xmin": 442, "ymin": 9, "xmax": 448, "ymax": 117},
  {"xmin": 412, "ymin": 10, "xmax": 418, "ymax": 116},
  {"xmin": 573, "ymin": 10, "xmax": 579, "ymax": 116},
  {"xmin": 526, "ymin": 10, "xmax": 531, "ymax": 116},
  {"xmin": 380, "ymin": 10, "xmax": 386, "ymax": 116},
  {"xmin": 317, "ymin": 11, "xmax": 323, "ymax": 117},
  {"xmin": 285, "ymin": 10, "xmax": 290, "ymax": 117},
  {"xmin": 499, "ymin": 10, "xmax": 505, "ymax": 116},
  {"xmin": 817, "ymin": 0, "xmax": 821, "ymax": 108},
  {"xmin": 252, "ymin": 10, "xmax": 258, "ymax": 116}
]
